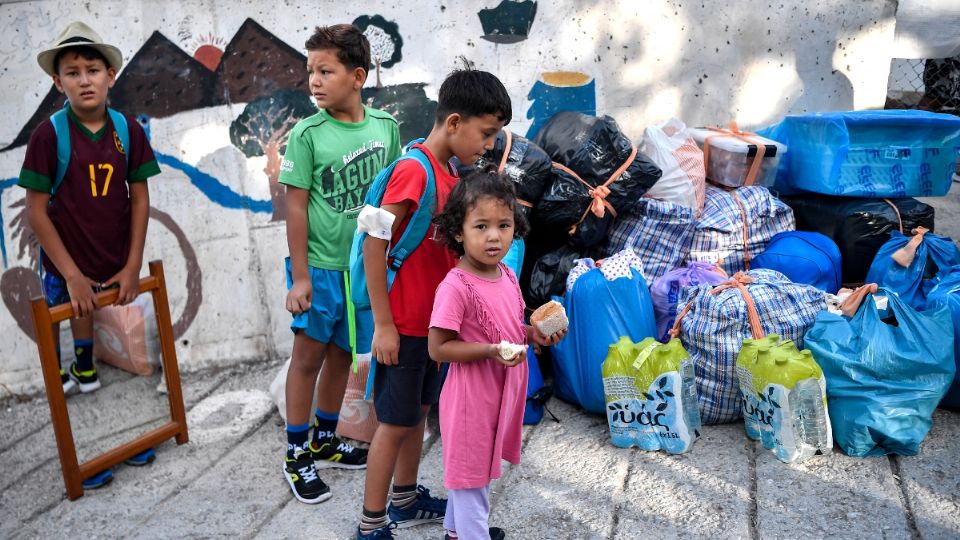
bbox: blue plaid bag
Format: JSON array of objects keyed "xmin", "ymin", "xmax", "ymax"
[
  {"xmin": 604, "ymin": 199, "xmax": 695, "ymax": 281},
  {"xmin": 689, "ymin": 185, "xmax": 794, "ymax": 276},
  {"xmin": 673, "ymin": 269, "xmax": 825, "ymax": 424}
]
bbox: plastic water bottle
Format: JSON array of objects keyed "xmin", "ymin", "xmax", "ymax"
[
  {"xmin": 789, "ymin": 376, "xmax": 830, "ymax": 454},
  {"xmin": 680, "ymin": 359, "xmax": 701, "ymax": 437}
]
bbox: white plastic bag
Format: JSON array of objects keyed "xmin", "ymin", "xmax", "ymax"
[{"xmin": 640, "ymin": 118, "xmax": 706, "ymax": 216}]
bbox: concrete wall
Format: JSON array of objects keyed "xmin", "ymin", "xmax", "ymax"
[{"xmin": 0, "ymin": 0, "xmax": 897, "ymax": 394}]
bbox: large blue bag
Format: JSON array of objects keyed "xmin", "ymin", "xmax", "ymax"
[
  {"xmin": 551, "ymin": 267, "xmax": 656, "ymax": 414},
  {"xmin": 927, "ymin": 266, "xmax": 960, "ymax": 409},
  {"xmin": 523, "ymin": 347, "xmax": 549, "ymax": 425},
  {"xmin": 805, "ymin": 288, "xmax": 955, "ymax": 456},
  {"xmin": 753, "ymin": 231, "xmax": 842, "ymax": 293},
  {"xmin": 864, "ymin": 229, "xmax": 960, "ymax": 310}
]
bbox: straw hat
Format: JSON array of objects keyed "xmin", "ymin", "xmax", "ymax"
[{"xmin": 36, "ymin": 21, "xmax": 123, "ymax": 76}]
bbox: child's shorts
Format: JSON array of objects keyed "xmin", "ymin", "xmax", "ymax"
[
  {"xmin": 373, "ymin": 335, "xmax": 443, "ymax": 427},
  {"xmin": 284, "ymin": 258, "xmax": 372, "ymax": 354},
  {"xmin": 41, "ymin": 271, "xmax": 117, "ymax": 308}
]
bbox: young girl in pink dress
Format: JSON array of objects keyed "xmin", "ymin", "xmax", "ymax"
[{"xmin": 428, "ymin": 169, "xmax": 566, "ymax": 540}]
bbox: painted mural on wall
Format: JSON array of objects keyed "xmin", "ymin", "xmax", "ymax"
[
  {"xmin": 526, "ymin": 71, "xmax": 596, "ymax": 138},
  {"xmin": 479, "ymin": 0, "xmax": 537, "ymax": 44}
]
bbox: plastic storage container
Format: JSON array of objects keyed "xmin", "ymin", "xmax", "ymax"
[
  {"xmin": 766, "ymin": 110, "xmax": 960, "ymax": 197},
  {"xmin": 688, "ymin": 127, "xmax": 786, "ymax": 187}
]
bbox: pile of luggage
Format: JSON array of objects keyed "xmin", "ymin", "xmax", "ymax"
[{"xmin": 492, "ymin": 107, "xmax": 960, "ymax": 462}]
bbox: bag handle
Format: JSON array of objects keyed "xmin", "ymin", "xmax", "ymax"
[
  {"xmin": 553, "ymin": 143, "xmax": 638, "ymax": 236},
  {"xmin": 838, "ymin": 283, "xmax": 878, "ymax": 317},
  {"xmin": 702, "ymin": 122, "xmax": 766, "ymax": 187},
  {"xmin": 497, "ymin": 129, "xmax": 513, "ymax": 174},
  {"xmin": 669, "ymin": 271, "xmax": 764, "ymax": 340},
  {"xmin": 881, "ymin": 198, "xmax": 904, "ymax": 234}
]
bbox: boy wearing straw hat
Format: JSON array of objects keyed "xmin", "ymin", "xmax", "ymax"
[{"xmin": 19, "ymin": 21, "xmax": 161, "ymax": 486}]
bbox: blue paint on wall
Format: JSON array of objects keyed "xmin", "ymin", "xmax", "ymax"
[
  {"xmin": 155, "ymin": 152, "xmax": 272, "ymax": 214},
  {"xmin": 525, "ymin": 77, "xmax": 596, "ymax": 139},
  {"xmin": 0, "ymin": 177, "xmax": 16, "ymax": 268}
]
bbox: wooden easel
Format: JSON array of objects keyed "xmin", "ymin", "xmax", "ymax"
[{"xmin": 29, "ymin": 260, "xmax": 189, "ymax": 500}]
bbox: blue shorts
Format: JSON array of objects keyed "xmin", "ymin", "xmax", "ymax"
[
  {"xmin": 41, "ymin": 272, "xmax": 116, "ymax": 308},
  {"xmin": 284, "ymin": 258, "xmax": 372, "ymax": 354}
]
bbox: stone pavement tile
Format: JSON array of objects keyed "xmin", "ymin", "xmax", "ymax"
[
  {"xmin": 3, "ymin": 364, "xmax": 269, "ymax": 539},
  {"xmin": 616, "ymin": 423, "xmax": 752, "ymax": 539},
  {"xmin": 896, "ymin": 409, "xmax": 960, "ymax": 540},
  {"xmin": 488, "ymin": 399, "xmax": 625, "ymax": 539},
  {"xmin": 755, "ymin": 441, "xmax": 910, "ymax": 539}
]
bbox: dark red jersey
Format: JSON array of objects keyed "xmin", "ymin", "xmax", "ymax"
[{"xmin": 18, "ymin": 107, "xmax": 161, "ymax": 282}]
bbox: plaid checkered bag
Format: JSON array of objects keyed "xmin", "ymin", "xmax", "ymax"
[
  {"xmin": 689, "ymin": 185, "xmax": 794, "ymax": 275},
  {"xmin": 670, "ymin": 269, "xmax": 826, "ymax": 424},
  {"xmin": 604, "ymin": 199, "xmax": 695, "ymax": 281}
]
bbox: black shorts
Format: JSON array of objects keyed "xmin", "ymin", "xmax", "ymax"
[{"xmin": 373, "ymin": 334, "xmax": 443, "ymax": 427}]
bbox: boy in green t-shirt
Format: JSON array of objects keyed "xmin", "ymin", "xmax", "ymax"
[{"xmin": 278, "ymin": 23, "xmax": 401, "ymax": 504}]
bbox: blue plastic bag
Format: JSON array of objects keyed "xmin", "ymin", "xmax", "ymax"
[
  {"xmin": 927, "ymin": 265, "xmax": 960, "ymax": 409},
  {"xmin": 864, "ymin": 229, "xmax": 960, "ymax": 310},
  {"xmin": 805, "ymin": 288, "xmax": 955, "ymax": 457},
  {"xmin": 753, "ymin": 231, "xmax": 842, "ymax": 293},
  {"xmin": 551, "ymin": 267, "xmax": 656, "ymax": 413},
  {"xmin": 524, "ymin": 346, "xmax": 548, "ymax": 425}
]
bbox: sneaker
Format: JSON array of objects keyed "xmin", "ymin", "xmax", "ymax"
[
  {"xmin": 60, "ymin": 368, "xmax": 76, "ymax": 394},
  {"xmin": 283, "ymin": 452, "xmax": 332, "ymax": 504},
  {"xmin": 125, "ymin": 448, "xmax": 156, "ymax": 466},
  {"xmin": 309, "ymin": 436, "xmax": 367, "ymax": 469},
  {"xmin": 355, "ymin": 523, "xmax": 397, "ymax": 539},
  {"xmin": 82, "ymin": 468, "xmax": 113, "ymax": 490},
  {"xmin": 388, "ymin": 484, "xmax": 446, "ymax": 528},
  {"xmin": 445, "ymin": 528, "xmax": 506, "ymax": 540},
  {"xmin": 68, "ymin": 362, "xmax": 101, "ymax": 393}
]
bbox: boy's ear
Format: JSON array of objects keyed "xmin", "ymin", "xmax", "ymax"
[
  {"xmin": 107, "ymin": 66, "xmax": 117, "ymax": 88},
  {"xmin": 353, "ymin": 66, "xmax": 367, "ymax": 89},
  {"xmin": 445, "ymin": 112, "xmax": 463, "ymax": 133},
  {"xmin": 52, "ymin": 74, "xmax": 64, "ymax": 94}
]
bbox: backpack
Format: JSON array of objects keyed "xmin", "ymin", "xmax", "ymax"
[
  {"xmin": 349, "ymin": 139, "xmax": 436, "ymax": 311},
  {"xmin": 50, "ymin": 102, "xmax": 130, "ymax": 196}
]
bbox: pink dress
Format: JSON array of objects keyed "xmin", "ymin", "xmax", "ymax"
[{"xmin": 430, "ymin": 264, "xmax": 528, "ymax": 490}]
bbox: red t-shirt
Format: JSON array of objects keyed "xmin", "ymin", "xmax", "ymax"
[
  {"xmin": 382, "ymin": 143, "xmax": 460, "ymax": 337},
  {"xmin": 18, "ymin": 109, "xmax": 160, "ymax": 282}
]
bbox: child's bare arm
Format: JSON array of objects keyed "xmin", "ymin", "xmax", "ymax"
[
  {"xmin": 285, "ymin": 186, "xmax": 311, "ymax": 314},
  {"xmin": 428, "ymin": 327, "xmax": 525, "ymax": 367},
  {"xmin": 364, "ymin": 200, "xmax": 410, "ymax": 365},
  {"xmin": 105, "ymin": 181, "xmax": 149, "ymax": 305},
  {"xmin": 25, "ymin": 189, "xmax": 97, "ymax": 317}
]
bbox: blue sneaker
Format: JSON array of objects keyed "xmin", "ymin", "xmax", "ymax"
[
  {"xmin": 82, "ymin": 468, "xmax": 113, "ymax": 490},
  {"xmin": 355, "ymin": 522, "xmax": 397, "ymax": 539},
  {"xmin": 388, "ymin": 485, "xmax": 446, "ymax": 528},
  {"xmin": 125, "ymin": 448, "xmax": 156, "ymax": 466}
]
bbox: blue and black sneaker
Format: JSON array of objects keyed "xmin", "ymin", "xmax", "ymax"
[
  {"xmin": 355, "ymin": 522, "xmax": 397, "ymax": 539},
  {"xmin": 82, "ymin": 468, "xmax": 113, "ymax": 490},
  {"xmin": 388, "ymin": 485, "xmax": 446, "ymax": 528},
  {"xmin": 125, "ymin": 448, "xmax": 156, "ymax": 466},
  {"xmin": 445, "ymin": 527, "xmax": 506, "ymax": 540}
]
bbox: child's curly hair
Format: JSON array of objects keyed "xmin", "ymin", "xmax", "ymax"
[{"xmin": 433, "ymin": 166, "xmax": 530, "ymax": 256}]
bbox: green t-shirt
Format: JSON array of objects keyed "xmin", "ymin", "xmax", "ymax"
[{"xmin": 279, "ymin": 106, "xmax": 401, "ymax": 270}]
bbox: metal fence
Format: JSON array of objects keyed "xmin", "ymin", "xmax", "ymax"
[{"xmin": 886, "ymin": 56, "xmax": 960, "ymax": 114}]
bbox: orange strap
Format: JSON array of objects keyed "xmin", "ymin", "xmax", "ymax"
[
  {"xmin": 702, "ymin": 122, "xmax": 767, "ymax": 187},
  {"xmin": 881, "ymin": 198, "xmax": 904, "ymax": 234},
  {"xmin": 732, "ymin": 192, "xmax": 752, "ymax": 270},
  {"xmin": 517, "ymin": 198, "xmax": 533, "ymax": 208},
  {"xmin": 669, "ymin": 272, "xmax": 764, "ymax": 340},
  {"xmin": 497, "ymin": 129, "xmax": 513, "ymax": 174},
  {"xmin": 554, "ymin": 143, "xmax": 638, "ymax": 236},
  {"xmin": 839, "ymin": 283, "xmax": 878, "ymax": 317}
]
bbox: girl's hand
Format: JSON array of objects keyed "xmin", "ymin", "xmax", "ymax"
[
  {"xmin": 286, "ymin": 278, "xmax": 312, "ymax": 314},
  {"xmin": 531, "ymin": 327, "xmax": 568, "ymax": 354},
  {"xmin": 373, "ymin": 324, "xmax": 401, "ymax": 365},
  {"xmin": 493, "ymin": 343, "xmax": 527, "ymax": 367},
  {"xmin": 64, "ymin": 273, "xmax": 99, "ymax": 318},
  {"xmin": 104, "ymin": 264, "xmax": 141, "ymax": 306}
]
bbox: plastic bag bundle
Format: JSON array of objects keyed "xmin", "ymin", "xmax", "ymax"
[
  {"xmin": 671, "ymin": 269, "xmax": 826, "ymax": 424},
  {"xmin": 602, "ymin": 337, "xmax": 701, "ymax": 454},
  {"xmin": 525, "ymin": 244, "xmax": 583, "ymax": 308},
  {"xmin": 927, "ymin": 266, "xmax": 960, "ymax": 409},
  {"xmin": 604, "ymin": 199, "xmax": 696, "ymax": 281},
  {"xmin": 551, "ymin": 266, "xmax": 656, "ymax": 414},
  {"xmin": 533, "ymin": 111, "xmax": 662, "ymax": 247},
  {"xmin": 473, "ymin": 129, "xmax": 553, "ymax": 207},
  {"xmin": 689, "ymin": 185, "xmax": 795, "ymax": 276},
  {"xmin": 864, "ymin": 227, "xmax": 960, "ymax": 309},
  {"xmin": 650, "ymin": 262, "xmax": 728, "ymax": 342},
  {"xmin": 93, "ymin": 295, "xmax": 160, "ymax": 376},
  {"xmin": 639, "ymin": 118, "xmax": 707, "ymax": 215},
  {"xmin": 736, "ymin": 334, "xmax": 832, "ymax": 463},
  {"xmin": 805, "ymin": 286, "xmax": 955, "ymax": 456}
]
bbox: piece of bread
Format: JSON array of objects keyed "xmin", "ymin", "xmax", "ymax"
[
  {"xmin": 530, "ymin": 300, "xmax": 568, "ymax": 337},
  {"xmin": 498, "ymin": 341, "xmax": 526, "ymax": 361}
]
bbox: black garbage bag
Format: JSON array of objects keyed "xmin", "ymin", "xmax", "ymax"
[
  {"xmin": 474, "ymin": 130, "xmax": 553, "ymax": 205},
  {"xmin": 781, "ymin": 195, "xmax": 935, "ymax": 284},
  {"xmin": 535, "ymin": 166, "xmax": 615, "ymax": 249},
  {"xmin": 525, "ymin": 244, "xmax": 584, "ymax": 309}
]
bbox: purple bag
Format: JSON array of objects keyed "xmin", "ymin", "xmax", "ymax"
[{"xmin": 650, "ymin": 262, "xmax": 727, "ymax": 341}]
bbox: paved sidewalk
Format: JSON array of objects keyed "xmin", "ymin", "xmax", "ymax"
[{"xmin": 1, "ymin": 359, "xmax": 959, "ymax": 540}]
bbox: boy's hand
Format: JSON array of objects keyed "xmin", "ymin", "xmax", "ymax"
[
  {"xmin": 372, "ymin": 324, "xmax": 400, "ymax": 365},
  {"xmin": 286, "ymin": 279, "xmax": 312, "ymax": 314},
  {"xmin": 531, "ymin": 327, "xmax": 568, "ymax": 354},
  {"xmin": 105, "ymin": 264, "xmax": 141, "ymax": 306},
  {"xmin": 64, "ymin": 273, "xmax": 99, "ymax": 318}
]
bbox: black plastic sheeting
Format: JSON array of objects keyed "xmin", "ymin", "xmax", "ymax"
[
  {"xmin": 780, "ymin": 195, "xmax": 935, "ymax": 284},
  {"xmin": 474, "ymin": 130, "xmax": 553, "ymax": 205}
]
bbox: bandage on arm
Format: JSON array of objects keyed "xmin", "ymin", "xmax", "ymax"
[{"xmin": 357, "ymin": 205, "xmax": 396, "ymax": 241}]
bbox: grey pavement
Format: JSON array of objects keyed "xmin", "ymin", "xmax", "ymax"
[{"xmin": 3, "ymin": 178, "xmax": 960, "ymax": 539}]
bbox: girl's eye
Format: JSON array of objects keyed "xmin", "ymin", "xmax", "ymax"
[{"xmin": 476, "ymin": 224, "xmax": 486, "ymax": 230}]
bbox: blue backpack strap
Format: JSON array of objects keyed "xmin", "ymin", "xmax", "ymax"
[
  {"xmin": 107, "ymin": 108, "xmax": 130, "ymax": 169},
  {"xmin": 50, "ymin": 107, "xmax": 70, "ymax": 197},
  {"xmin": 384, "ymin": 146, "xmax": 436, "ymax": 288}
]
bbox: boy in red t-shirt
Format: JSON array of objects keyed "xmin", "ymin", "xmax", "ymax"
[
  {"xmin": 18, "ymin": 21, "xmax": 161, "ymax": 486},
  {"xmin": 355, "ymin": 70, "xmax": 512, "ymax": 539}
]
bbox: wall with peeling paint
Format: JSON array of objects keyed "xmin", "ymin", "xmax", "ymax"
[{"xmin": 0, "ymin": 0, "xmax": 897, "ymax": 394}]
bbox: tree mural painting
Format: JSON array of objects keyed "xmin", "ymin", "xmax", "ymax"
[
  {"xmin": 352, "ymin": 15, "xmax": 403, "ymax": 89},
  {"xmin": 229, "ymin": 89, "xmax": 317, "ymax": 221},
  {"xmin": 362, "ymin": 84, "xmax": 437, "ymax": 145}
]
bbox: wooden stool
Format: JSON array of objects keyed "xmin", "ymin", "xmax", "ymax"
[{"xmin": 29, "ymin": 260, "xmax": 189, "ymax": 500}]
